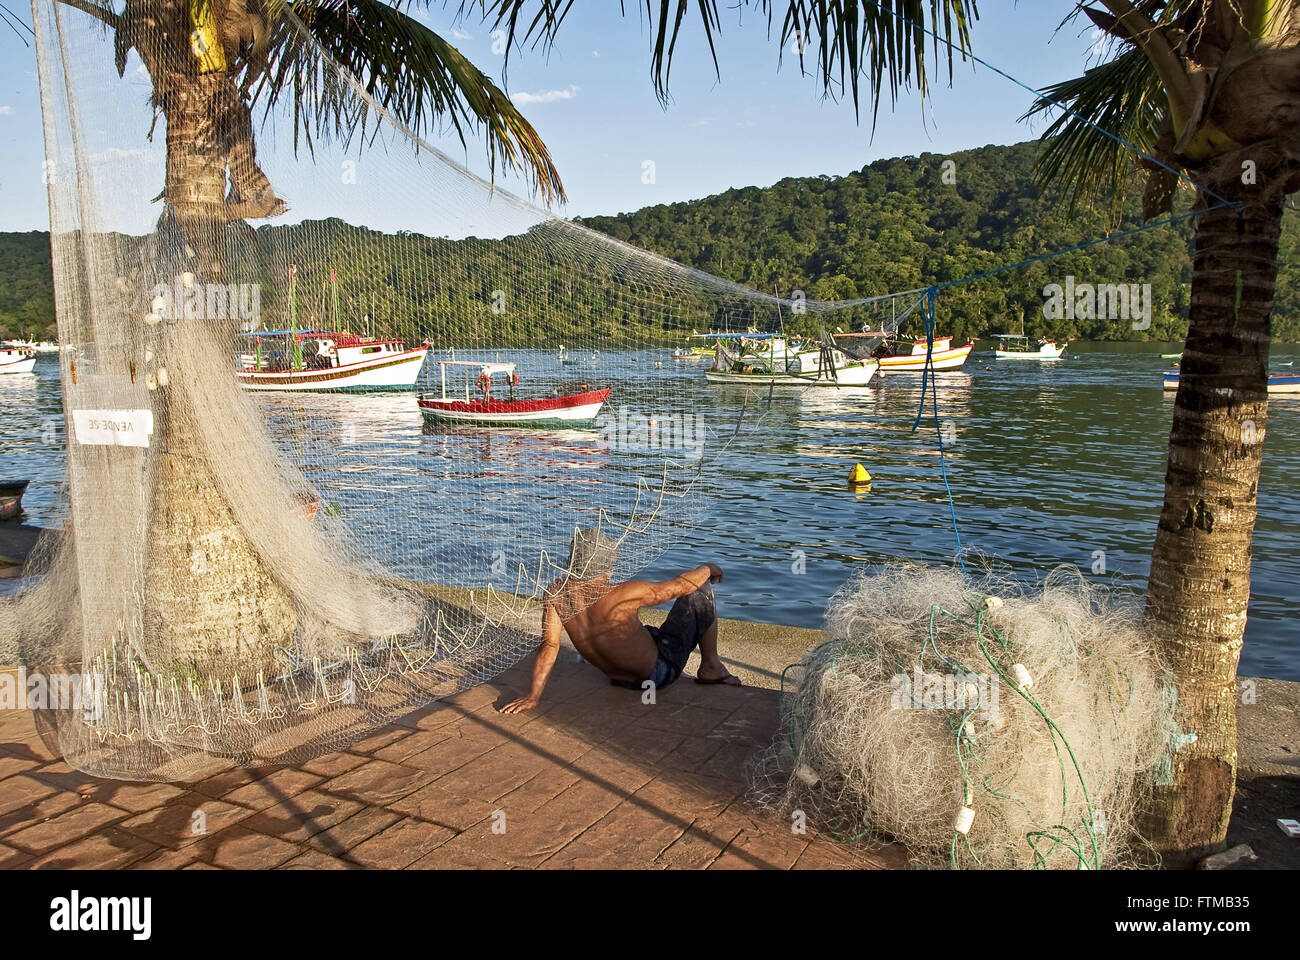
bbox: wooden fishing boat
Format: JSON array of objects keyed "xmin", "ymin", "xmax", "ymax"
[
  {"xmin": 0, "ymin": 344, "xmax": 36, "ymax": 375},
  {"xmin": 705, "ymin": 333, "xmax": 878, "ymax": 386},
  {"xmin": 835, "ymin": 332, "xmax": 974, "ymax": 371},
  {"xmin": 418, "ymin": 361, "xmax": 611, "ymax": 425},
  {"xmin": 1163, "ymin": 371, "xmax": 1300, "ymax": 395},
  {"xmin": 237, "ymin": 331, "xmax": 428, "ymax": 391},
  {"xmin": 236, "ymin": 264, "xmax": 428, "ymax": 391},
  {"xmin": 992, "ymin": 334, "xmax": 1067, "ymax": 360}
]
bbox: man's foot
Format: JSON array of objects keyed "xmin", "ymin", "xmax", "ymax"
[{"xmin": 695, "ymin": 661, "xmax": 742, "ymax": 686}]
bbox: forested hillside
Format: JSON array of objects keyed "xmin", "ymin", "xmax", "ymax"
[
  {"xmin": 2, "ymin": 140, "xmax": 1297, "ymax": 343},
  {"xmin": 582, "ymin": 140, "xmax": 1300, "ymax": 342},
  {"xmin": 0, "ymin": 232, "xmax": 57, "ymax": 340}
]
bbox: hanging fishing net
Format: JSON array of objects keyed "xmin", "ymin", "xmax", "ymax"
[{"xmin": 7, "ymin": 0, "xmax": 926, "ymax": 780}]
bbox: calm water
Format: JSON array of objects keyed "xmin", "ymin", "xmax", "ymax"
[{"xmin": 3, "ymin": 344, "xmax": 1297, "ymax": 680}]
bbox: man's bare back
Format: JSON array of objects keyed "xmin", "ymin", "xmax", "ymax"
[
  {"xmin": 498, "ymin": 562, "xmax": 735, "ymax": 714},
  {"xmin": 546, "ymin": 577, "xmax": 661, "ymax": 684}
]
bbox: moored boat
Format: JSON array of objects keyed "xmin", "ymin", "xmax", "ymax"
[
  {"xmin": 705, "ymin": 333, "xmax": 878, "ymax": 386},
  {"xmin": 0, "ymin": 344, "xmax": 36, "ymax": 375},
  {"xmin": 992, "ymin": 334, "xmax": 1067, "ymax": 360},
  {"xmin": 1162, "ymin": 371, "xmax": 1300, "ymax": 395},
  {"xmin": 0, "ymin": 480, "xmax": 30, "ymax": 522},
  {"xmin": 835, "ymin": 332, "xmax": 974, "ymax": 371},
  {"xmin": 418, "ymin": 360, "xmax": 610, "ymax": 425},
  {"xmin": 237, "ymin": 331, "xmax": 428, "ymax": 391}
]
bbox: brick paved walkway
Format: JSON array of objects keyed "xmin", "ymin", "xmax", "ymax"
[{"xmin": 0, "ymin": 652, "xmax": 905, "ymax": 869}]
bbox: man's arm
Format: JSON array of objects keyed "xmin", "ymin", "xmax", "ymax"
[
  {"xmin": 639, "ymin": 562, "xmax": 723, "ymax": 607},
  {"xmin": 498, "ymin": 601, "xmax": 564, "ymax": 714}
]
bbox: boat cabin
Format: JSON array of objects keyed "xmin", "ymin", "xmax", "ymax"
[{"xmin": 431, "ymin": 360, "xmax": 519, "ymax": 400}]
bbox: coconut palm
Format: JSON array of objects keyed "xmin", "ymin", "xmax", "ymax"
[
  {"xmin": 52, "ymin": 0, "xmax": 565, "ymax": 671},
  {"xmin": 477, "ymin": 0, "xmax": 1295, "ymax": 860},
  {"xmin": 1026, "ymin": 0, "xmax": 1298, "ymax": 863}
]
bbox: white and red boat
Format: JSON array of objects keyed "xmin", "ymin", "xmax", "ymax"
[
  {"xmin": 1163, "ymin": 371, "xmax": 1300, "ymax": 395},
  {"xmin": 835, "ymin": 332, "xmax": 974, "ymax": 371},
  {"xmin": 418, "ymin": 361, "xmax": 610, "ymax": 425},
  {"xmin": 0, "ymin": 344, "xmax": 36, "ymax": 375},
  {"xmin": 236, "ymin": 331, "xmax": 428, "ymax": 392}
]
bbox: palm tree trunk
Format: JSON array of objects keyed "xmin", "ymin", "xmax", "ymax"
[
  {"xmin": 1143, "ymin": 184, "xmax": 1281, "ymax": 862},
  {"xmin": 147, "ymin": 69, "xmax": 295, "ymax": 679}
]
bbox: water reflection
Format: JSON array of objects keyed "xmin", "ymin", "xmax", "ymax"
[{"xmin": 2, "ymin": 346, "xmax": 1298, "ymax": 679}]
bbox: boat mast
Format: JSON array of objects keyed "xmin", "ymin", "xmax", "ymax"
[
  {"xmin": 331, "ymin": 268, "xmax": 339, "ymax": 330},
  {"xmin": 289, "ymin": 264, "xmax": 303, "ymax": 371}
]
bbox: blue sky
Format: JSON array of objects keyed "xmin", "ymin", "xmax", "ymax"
[{"xmin": 0, "ymin": 2, "xmax": 1103, "ymax": 231}]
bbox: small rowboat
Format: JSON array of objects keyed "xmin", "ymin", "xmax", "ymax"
[
  {"xmin": 0, "ymin": 480, "xmax": 30, "ymax": 522},
  {"xmin": 419, "ymin": 360, "xmax": 610, "ymax": 425},
  {"xmin": 1162, "ymin": 371, "xmax": 1300, "ymax": 395}
]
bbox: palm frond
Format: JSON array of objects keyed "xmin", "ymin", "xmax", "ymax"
[
  {"xmin": 464, "ymin": 0, "xmax": 979, "ymax": 120},
  {"xmin": 255, "ymin": 0, "xmax": 566, "ymax": 204},
  {"xmin": 1022, "ymin": 46, "xmax": 1167, "ymax": 214}
]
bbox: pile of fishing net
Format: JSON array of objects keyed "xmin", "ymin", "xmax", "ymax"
[{"xmin": 750, "ymin": 564, "xmax": 1174, "ymax": 869}]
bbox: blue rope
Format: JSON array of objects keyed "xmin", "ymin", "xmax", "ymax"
[
  {"xmin": 859, "ymin": 0, "xmax": 1242, "ymax": 211},
  {"xmin": 909, "ymin": 286, "xmax": 968, "ymax": 577}
]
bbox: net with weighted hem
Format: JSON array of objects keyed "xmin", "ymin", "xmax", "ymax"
[{"xmin": 7, "ymin": 0, "xmax": 898, "ymax": 780}]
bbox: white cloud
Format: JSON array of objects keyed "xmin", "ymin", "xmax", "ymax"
[
  {"xmin": 734, "ymin": 120, "xmax": 755, "ymax": 127},
  {"xmin": 90, "ymin": 147, "xmax": 162, "ymax": 165},
  {"xmin": 513, "ymin": 85, "xmax": 580, "ymax": 105},
  {"xmin": 0, "ymin": 106, "xmax": 13, "ymax": 116},
  {"xmin": 451, "ymin": 28, "xmax": 472, "ymax": 41},
  {"xmin": 592, "ymin": 50, "xmax": 600, "ymax": 58},
  {"xmin": 689, "ymin": 119, "xmax": 712, "ymax": 128}
]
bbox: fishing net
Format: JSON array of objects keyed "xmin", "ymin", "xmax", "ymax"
[
  {"xmin": 748, "ymin": 564, "xmax": 1173, "ymax": 869},
  {"xmin": 7, "ymin": 0, "xmax": 925, "ymax": 780}
]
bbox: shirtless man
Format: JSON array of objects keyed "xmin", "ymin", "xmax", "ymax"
[{"xmin": 498, "ymin": 528, "xmax": 740, "ymax": 714}]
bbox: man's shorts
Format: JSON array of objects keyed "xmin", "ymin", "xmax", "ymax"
[{"xmin": 612, "ymin": 583, "xmax": 716, "ymax": 690}]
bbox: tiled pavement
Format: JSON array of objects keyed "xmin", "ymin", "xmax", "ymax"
[{"xmin": 0, "ymin": 652, "xmax": 906, "ymax": 870}]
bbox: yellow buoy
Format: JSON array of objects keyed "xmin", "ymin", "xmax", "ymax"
[{"xmin": 849, "ymin": 463, "xmax": 871, "ymax": 485}]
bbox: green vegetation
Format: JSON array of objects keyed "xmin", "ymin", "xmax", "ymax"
[
  {"xmin": 4, "ymin": 140, "xmax": 1298, "ymax": 344},
  {"xmin": 583, "ymin": 140, "xmax": 1300, "ymax": 342},
  {"xmin": 0, "ymin": 232, "xmax": 58, "ymax": 341}
]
